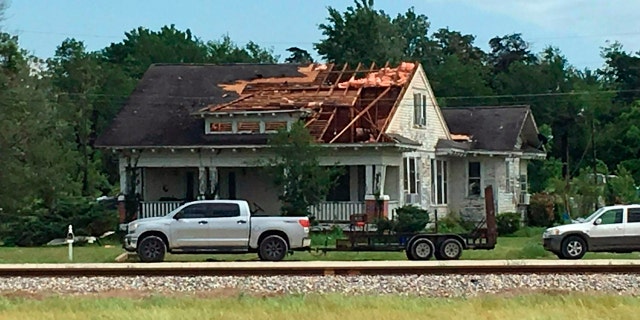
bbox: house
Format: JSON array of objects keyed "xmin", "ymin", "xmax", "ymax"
[{"xmin": 95, "ymin": 62, "xmax": 546, "ymax": 223}]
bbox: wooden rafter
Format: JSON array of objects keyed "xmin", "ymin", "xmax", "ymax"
[
  {"xmin": 343, "ymin": 62, "xmax": 362, "ymax": 95},
  {"xmin": 329, "ymin": 86, "xmax": 392, "ymax": 143},
  {"xmin": 319, "ymin": 107, "xmax": 338, "ymax": 141},
  {"xmin": 304, "ymin": 106, "xmax": 323, "ymax": 128},
  {"xmin": 314, "ymin": 64, "xmax": 335, "ymax": 94},
  {"xmin": 327, "ymin": 63, "xmax": 349, "ymax": 96}
]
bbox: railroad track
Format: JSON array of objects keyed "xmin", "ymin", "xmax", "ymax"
[{"xmin": 1, "ymin": 260, "xmax": 640, "ymax": 277}]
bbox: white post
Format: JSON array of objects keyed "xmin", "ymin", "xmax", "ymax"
[
  {"xmin": 198, "ymin": 166, "xmax": 207, "ymax": 200},
  {"xmin": 209, "ymin": 166, "xmax": 219, "ymax": 199},
  {"xmin": 66, "ymin": 225, "xmax": 74, "ymax": 262}
]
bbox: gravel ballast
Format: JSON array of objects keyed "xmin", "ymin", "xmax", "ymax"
[{"xmin": 1, "ymin": 274, "xmax": 640, "ymax": 297}]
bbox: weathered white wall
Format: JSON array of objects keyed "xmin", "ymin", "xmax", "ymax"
[{"xmin": 386, "ymin": 65, "xmax": 450, "ymax": 151}]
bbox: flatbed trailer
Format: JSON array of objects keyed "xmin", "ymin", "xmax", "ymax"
[{"xmin": 315, "ymin": 186, "xmax": 497, "ymax": 260}]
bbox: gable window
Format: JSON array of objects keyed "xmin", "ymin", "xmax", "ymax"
[
  {"xmin": 431, "ymin": 159, "xmax": 447, "ymax": 205},
  {"xmin": 209, "ymin": 122, "xmax": 232, "ymax": 133},
  {"xmin": 403, "ymin": 157, "xmax": 420, "ymax": 203},
  {"xmin": 468, "ymin": 161, "xmax": 481, "ymax": 197},
  {"xmin": 413, "ymin": 93, "xmax": 427, "ymax": 126},
  {"xmin": 237, "ymin": 121, "xmax": 260, "ymax": 133},
  {"xmin": 265, "ymin": 121, "xmax": 287, "ymax": 132}
]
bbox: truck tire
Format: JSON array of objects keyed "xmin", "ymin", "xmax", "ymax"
[
  {"xmin": 258, "ymin": 235, "xmax": 288, "ymax": 261},
  {"xmin": 560, "ymin": 236, "xmax": 586, "ymax": 260},
  {"xmin": 437, "ymin": 238, "xmax": 463, "ymax": 260},
  {"xmin": 409, "ymin": 238, "xmax": 434, "ymax": 260},
  {"xmin": 137, "ymin": 235, "xmax": 166, "ymax": 263}
]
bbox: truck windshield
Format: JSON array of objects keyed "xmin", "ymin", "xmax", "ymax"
[{"xmin": 582, "ymin": 207, "xmax": 606, "ymax": 222}]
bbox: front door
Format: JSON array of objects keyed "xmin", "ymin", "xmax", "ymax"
[
  {"xmin": 207, "ymin": 202, "xmax": 250, "ymax": 248},
  {"xmin": 589, "ymin": 208, "xmax": 624, "ymax": 250},
  {"xmin": 170, "ymin": 203, "xmax": 215, "ymax": 248}
]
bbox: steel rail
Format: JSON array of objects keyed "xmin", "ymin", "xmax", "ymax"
[{"xmin": 1, "ymin": 260, "xmax": 640, "ymax": 277}]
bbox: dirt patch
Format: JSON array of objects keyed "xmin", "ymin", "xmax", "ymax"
[
  {"xmin": 0, "ymin": 290, "xmax": 50, "ymax": 300},
  {"xmin": 485, "ymin": 288, "xmax": 587, "ymax": 298},
  {"xmin": 0, "ymin": 288, "xmax": 285, "ymax": 300}
]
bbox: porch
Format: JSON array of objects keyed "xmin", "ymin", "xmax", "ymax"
[{"xmin": 132, "ymin": 164, "xmax": 404, "ymax": 222}]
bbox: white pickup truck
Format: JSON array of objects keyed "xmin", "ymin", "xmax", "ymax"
[
  {"xmin": 543, "ymin": 204, "xmax": 640, "ymax": 259},
  {"xmin": 124, "ymin": 200, "xmax": 311, "ymax": 262}
]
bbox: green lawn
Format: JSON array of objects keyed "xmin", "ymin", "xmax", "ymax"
[
  {"xmin": 0, "ymin": 292, "xmax": 639, "ymax": 320},
  {"xmin": 0, "ymin": 233, "xmax": 638, "ymax": 263}
]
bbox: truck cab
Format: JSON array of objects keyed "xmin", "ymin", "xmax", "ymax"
[{"xmin": 543, "ymin": 204, "xmax": 640, "ymax": 259}]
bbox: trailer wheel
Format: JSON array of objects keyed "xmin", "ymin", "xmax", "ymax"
[
  {"xmin": 409, "ymin": 238, "xmax": 434, "ymax": 260},
  {"xmin": 437, "ymin": 238, "xmax": 463, "ymax": 260}
]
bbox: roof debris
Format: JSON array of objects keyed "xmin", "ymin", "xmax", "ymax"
[{"xmin": 198, "ymin": 62, "xmax": 419, "ymax": 144}]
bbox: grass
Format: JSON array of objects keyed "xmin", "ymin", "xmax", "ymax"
[
  {"xmin": 0, "ymin": 229, "xmax": 639, "ymax": 263},
  {"xmin": 0, "ymin": 292, "xmax": 639, "ymax": 320}
]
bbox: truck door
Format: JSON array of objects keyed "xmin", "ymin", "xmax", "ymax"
[
  {"xmin": 589, "ymin": 208, "xmax": 624, "ymax": 250},
  {"xmin": 206, "ymin": 202, "xmax": 250, "ymax": 248},
  {"xmin": 170, "ymin": 203, "xmax": 217, "ymax": 248},
  {"xmin": 624, "ymin": 207, "xmax": 640, "ymax": 251}
]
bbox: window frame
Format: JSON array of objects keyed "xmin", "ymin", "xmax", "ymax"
[
  {"xmin": 468, "ymin": 161, "xmax": 481, "ymax": 197},
  {"xmin": 598, "ymin": 209, "xmax": 623, "ymax": 225},
  {"xmin": 413, "ymin": 92, "xmax": 427, "ymax": 127},
  {"xmin": 403, "ymin": 157, "xmax": 419, "ymax": 195},
  {"xmin": 431, "ymin": 159, "xmax": 448, "ymax": 205}
]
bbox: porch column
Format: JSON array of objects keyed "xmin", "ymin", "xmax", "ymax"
[
  {"xmin": 117, "ymin": 160, "xmax": 127, "ymax": 223},
  {"xmin": 209, "ymin": 166, "xmax": 219, "ymax": 199},
  {"xmin": 364, "ymin": 165, "xmax": 390, "ymax": 221},
  {"xmin": 198, "ymin": 166, "xmax": 207, "ymax": 200}
]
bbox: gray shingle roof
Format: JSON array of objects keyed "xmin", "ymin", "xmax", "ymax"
[
  {"xmin": 440, "ymin": 106, "xmax": 532, "ymax": 152},
  {"xmin": 95, "ymin": 63, "xmax": 308, "ymax": 147}
]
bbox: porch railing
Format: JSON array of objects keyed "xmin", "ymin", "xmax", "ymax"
[
  {"xmin": 139, "ymin": 201, "xmax": 182, "ymax": 219},
  {"xmin": 309, "ymin": 201, "xmax": 366, "ymax": 222}
]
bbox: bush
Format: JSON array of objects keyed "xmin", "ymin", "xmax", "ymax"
[
  {"xmin": 434, "ymin": 211, "xmax": 474, "ymax": 234},
  {"xmin": 527, "ymin": 193, "xmax": 556, "ymax": 227},
  {"xmin": 1, "ymin": 196, "xmax": 119, "ymax": 247},
  {"xmin": 496, "ymin": 212, "xmax": 521, "ymax": 236},
  {"xmin": 375, "ymin": 205, "xmax": 429, "ymax": 233}
]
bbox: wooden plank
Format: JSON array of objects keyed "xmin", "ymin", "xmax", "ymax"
[{"xmin": 329, "ymin": 87, "xmax": 392, "ymax": 143}]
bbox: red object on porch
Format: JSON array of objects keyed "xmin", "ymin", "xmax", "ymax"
[{"xmin": 365, "ymin": 198, "xmax": 388, "ymax": 222}]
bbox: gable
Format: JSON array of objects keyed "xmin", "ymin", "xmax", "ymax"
[{"xmin": 385, "ymin": 64, "xmax": 451, "ymax": 150}]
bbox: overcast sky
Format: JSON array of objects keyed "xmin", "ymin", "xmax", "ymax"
[{"xmin": 5, "ymin": 0, "xmax": 638, "ymax": 70}]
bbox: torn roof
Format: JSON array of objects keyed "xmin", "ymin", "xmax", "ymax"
[
  {"xmin": 197, "ymin": 62, "xmax": 417, "ymax": 144},
  {"xmin": 95, "ymin": 62, "xmax": 419, "ymax": 148}
]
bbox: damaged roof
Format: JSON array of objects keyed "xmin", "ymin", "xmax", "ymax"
[
  {"xmin": 96, "ymin": 62, "xmax": 418, "ymax": 147},
  {"xmin": 440, "ymin": 105, "xmax": 543, "ymax": 152}
]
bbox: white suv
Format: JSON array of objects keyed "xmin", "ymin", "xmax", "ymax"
[{"xmin": 543, "ymin": 204, "xmax": 640, "ymax": 259}]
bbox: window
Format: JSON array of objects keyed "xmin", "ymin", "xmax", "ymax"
[
  {"xmin": 237, "ymin": 121, "xmax": 260, "ymax": 133},
  {"xmin": 403, "ymin": 157, "xmax": 419, "ymax": 194},
  {"xmin": 209, "ymin": 122, "xmax": 232, "ymax": 133},
  {"xmin": 413, "ymin": 93, "xmax": 426, "ymax": 126},
  {"xmin": 265, "ymin": 121, "xmax": 287, "ymax": 132},
  {"xmin": 208, "ymin": 203, "xmax": 240, "ymax": 218},
  {"xmin": 468, "ymin": 161, "xmax": 481, "ymax": 197},
  {"xmin": 326, "ymin": 170, "xmax": 350, "ymax": 201},
  {"xmin": 431, "ymin": 159, "xmax": 448, "ymax": 205},
  {"xmin": 177, "ymin": 203, "xmax": 209, "ymax": 219},
  {"xmin": 628, "ymin": 208, "xmax": 640, "ymax": 223},
  {"xmin": 520, "ymin": 175, "xmax": 528, "ymax": 192},
  {"xmin": 599, "ymin": 209, "xmax": 623, "ymax": 224}
]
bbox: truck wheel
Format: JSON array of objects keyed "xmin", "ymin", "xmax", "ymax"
[
  {"xmin": 437, "ymin": 238, "xmax": 463, "ymax": 260},
  {"xmin": 561, "ymin": 236, "xmax": 586, "ymax": 259},
  {"xmin": 409, "ymin": 238, "xmax": 434, "ymax": 260},
  {"xmin": 137, "ymin": 235, "xmax": 166, "ymax": 262},
  {"xmin": 258, "ymin": 235, "xmax": 288, "ymax": 261}
]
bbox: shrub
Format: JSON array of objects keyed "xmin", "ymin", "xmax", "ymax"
[
  {"xmin": 375, "ymin": 205, "xmax": 429, "ymax": 233},
  {"xmin": 1, "ymin": 196, "xmax": 119, "ymax": 247},
  {"xmin": 496, "ymin": 212, "xmax": 521, "ymax": 236},
  {"xmin": 434, "ymin": 211, "xmax": 474, "ymax": 234},
  {"xmin": 527, "ymin": 192, "xmax": 556, "ymax": 227}
]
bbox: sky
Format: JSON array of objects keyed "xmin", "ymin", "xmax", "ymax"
[{"xmin": 4, "ymin": 0, "xmax": 640, "ymax": 70}]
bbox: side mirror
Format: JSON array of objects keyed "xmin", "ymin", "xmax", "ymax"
[
  {"xmin": 594, "ymin": 218, "xmax": 602, "ymax": 225},
  {"xmin": 173, "ymin": 211, "xmax": 182, "ymax": 220}
]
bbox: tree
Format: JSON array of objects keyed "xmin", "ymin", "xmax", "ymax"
[
  {"xmin": 285, "ymin": 47, "xmax": 314, "ymax": 64},
  {"xmin": 206, "ymin": 35, "xmax": 279, "ymax": 64},
  {"xmin": 315, "ymin": 0, "xmax": 404, "ymax": 65},
  {"xmin": 488, "ymin": 33, "xmax": 537, "ymax": 73},
  {"xmin": 261, "ymin": 121, "xmax": 341, "ymax": 216}
]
